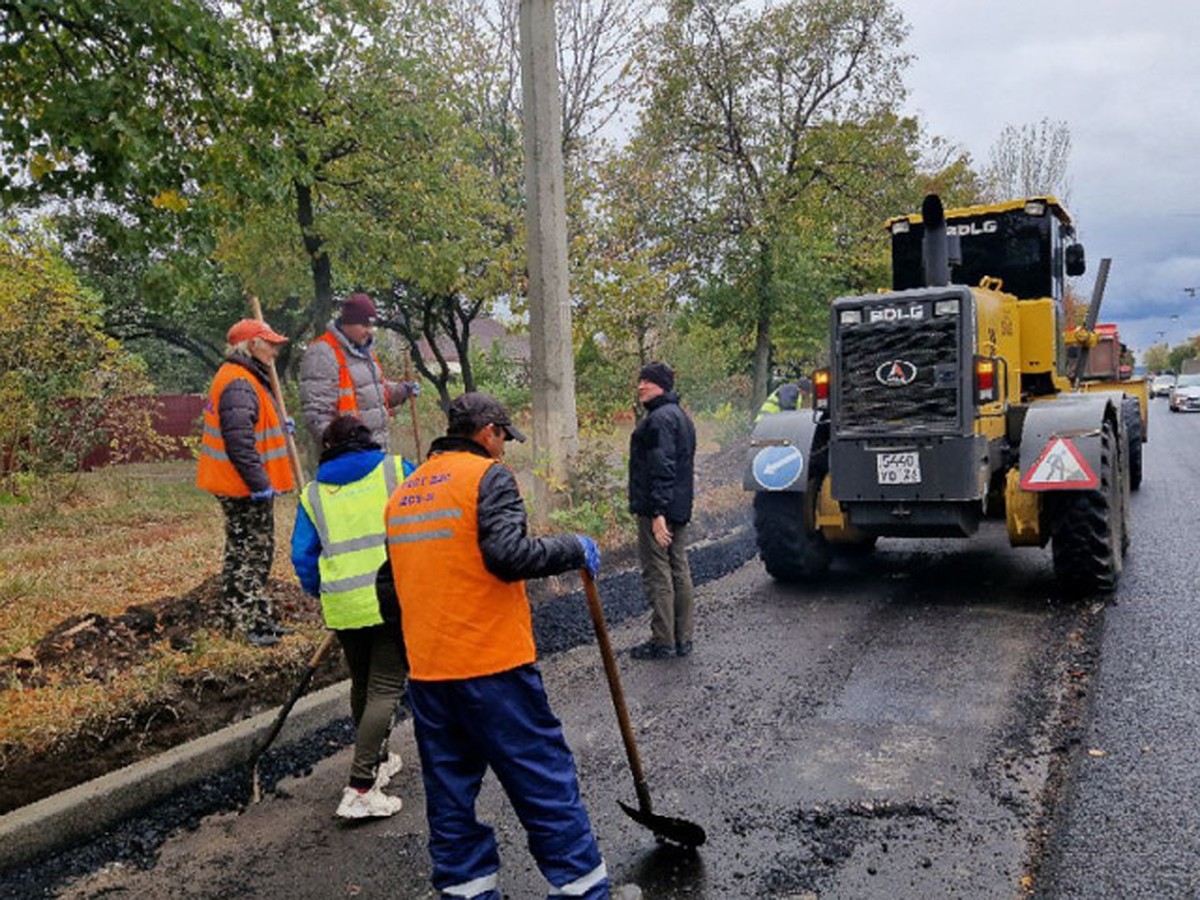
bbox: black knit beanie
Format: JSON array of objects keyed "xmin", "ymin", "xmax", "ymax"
[{"xmin": 639, "ymin": 361, "xmax": 675, "ymax": 392}]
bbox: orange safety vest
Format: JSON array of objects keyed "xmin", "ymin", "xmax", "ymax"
[
  {"xmin": 312, "ymin": 331, "xmax": 388, "ymax": 418},
  {"xmin": 385, "ymin": 451, "xmax": 534, "ymax": 680},
  {"xmin": 196, "ymin": 362, "xmax": 295, "ymax": 497}
]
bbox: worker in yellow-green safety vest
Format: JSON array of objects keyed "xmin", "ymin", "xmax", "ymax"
[
  {"xmin": 755, "ymin": 376, "xmax": 813, "ymax": 422},
  {"xmin": 291, "ymin": 414, "xmax": 415, "ymax": 821}
]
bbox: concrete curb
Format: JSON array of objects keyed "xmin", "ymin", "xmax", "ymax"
[{"xmin": 0, "ymin": 678, "xmax": 351, "ymax": 872}]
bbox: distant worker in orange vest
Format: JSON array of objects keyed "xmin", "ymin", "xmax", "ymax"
[
  {"xmin": 299, "ymin": 292, "xmax": 420, "ymax": 452},
  {"xmin": 197, "ymin": 318, "xmax": 297, "ymax": 648},
  {"xmin": 385, "ymin": 392, "xmax": 608, "ymax": 900}
]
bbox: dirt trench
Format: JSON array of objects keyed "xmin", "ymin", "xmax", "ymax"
[{"xmin": 0, "ymin": 575, "xmax": 341, "ymax": 815}]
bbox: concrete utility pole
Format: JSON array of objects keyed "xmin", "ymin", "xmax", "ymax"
[{"xmin": 519, "ymin": 0, "xmax": 579, "ymax": 521}]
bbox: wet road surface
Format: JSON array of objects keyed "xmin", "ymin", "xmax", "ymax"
[{"xmin": 50, "ymin": 551, "xmax": 1087, "ymax": 896}]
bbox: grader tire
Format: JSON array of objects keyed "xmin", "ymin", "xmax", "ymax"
[
  {"xmin": 1121, "ymin": 397, "xmax": 1143, "ymax": 491},
  {"xmin": 753, "ymin": 491, "xmax": 831, "ymax": 581},
  {"xmin": 1049, "ymin": 419, "xmax": 1123, "ymax": 597}
]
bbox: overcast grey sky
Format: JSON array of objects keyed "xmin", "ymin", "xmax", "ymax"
[{"xmin": 895, "ymin": 0, "xmax": 1200, "ymax": 358}]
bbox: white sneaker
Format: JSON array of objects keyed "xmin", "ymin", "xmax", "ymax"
[
  {"xmin": 374, "ymin": 751, "xmax": 403, "ymax": 788},
  {"xmin": 335, "ymin": 786, "xmax": 402, "ymax": 820}
]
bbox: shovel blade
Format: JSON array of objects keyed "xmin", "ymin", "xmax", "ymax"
[{"xmin": 618, "ymin": 800, "xmax": 707, "ymax": 848}]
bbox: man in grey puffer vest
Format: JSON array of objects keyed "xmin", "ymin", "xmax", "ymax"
[
  {"xmin": 627, "ymin": 361, "xmax": 697, "ymax": 660},
  {"xmin": 299, "ymin": 292, "xmax": 420, "ymax": 452}
]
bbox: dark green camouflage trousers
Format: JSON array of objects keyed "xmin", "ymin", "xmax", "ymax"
[{"xmin": 216, "ymin": 495, "xmax": 276, "ymax": 632}]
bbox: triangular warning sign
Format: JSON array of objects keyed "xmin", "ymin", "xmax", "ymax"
[{"xmin": 1020, "ymin": 438, "xmax": 1099, "ymax": 490}]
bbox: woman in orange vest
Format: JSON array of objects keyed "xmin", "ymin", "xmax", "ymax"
[
  {"xmin": 386, "ymin": 392, "xmax": 607, "ymax": 900},
  {"xmin": 298, "ymin": 292, "xmax": 420, "ymax": 451},
  {"xmin": 197, "ymin": 318, "xmax": 296, "ymax": 647}
]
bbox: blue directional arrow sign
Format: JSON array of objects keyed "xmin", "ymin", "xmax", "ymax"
[{"xmin": 752, "ymin": 445, "xmax": 804, "ymax": 490}]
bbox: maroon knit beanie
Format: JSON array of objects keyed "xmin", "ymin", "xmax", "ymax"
[{"xmin": 340, "ymin": 293, "xmax": 377, "ymax": 326}]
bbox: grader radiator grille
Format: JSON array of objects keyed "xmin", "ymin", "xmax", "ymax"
[{"xmin": 835, "ymin": 315, "xmax": 961, "ymax": 434}]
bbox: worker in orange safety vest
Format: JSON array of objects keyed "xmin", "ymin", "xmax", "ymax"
[
  {"xmin": 298, "ymin": 292, "xmax": 420, "ymax": 451},
  {"xmin": 197, "ymin": 318, "xmax": 296, "ymax": 647},
  {"xmin": 385, "ymin": 392, "xmax": 608, "ymax": 900}
]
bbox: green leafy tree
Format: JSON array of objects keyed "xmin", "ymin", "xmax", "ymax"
[
  {"xmin": 0, "ymin": 1, "xmax": 232, "ymax": 207},
  {"xmin": 1168, "ymin": 341, "xmax": 1199, "ymax": 374},
  {"xmin": 1142, "ymin": 342, "xmax": 1170, "ymax": 373},
  {"xmin": 0, "ymin": 0, "xmax": 251, "ymax": 370},
  {"xmin": 2, "ymin": 0, "xmax": 478, "ymax": 374},
  {"xmin": 635, "ymin": 0, "xmax": 915, "ymax": 409}
]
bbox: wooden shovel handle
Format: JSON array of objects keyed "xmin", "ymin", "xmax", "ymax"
[
  {"xmin": 403, "ymin": 355, "xmax": 423, "ymax": 463},
  {"xmin": 581, "ymin": 570, "xmax": 654, "ymax": 815},
  {"xmin": 247, "ymin": 295, "xmax": 305, "ymax": 487},
  {"xmin": 248, "ymin": 630, "xmax": 336, "ymax": 770}
]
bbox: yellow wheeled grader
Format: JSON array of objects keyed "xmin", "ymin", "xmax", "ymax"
[{"xmin": 746, "ymin": 195, "xmax": 1133, "ymax": 595}]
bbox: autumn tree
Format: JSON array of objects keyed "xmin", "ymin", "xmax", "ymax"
[
  {"xmin": 2, "ymin": 0, "xmax": 660, "ymax": 426},
  {"xmin": 0, "ymin": 224, "xmax": 160, "ymax": 496},
  {"xmin": 569, "ymin": 143, "xmax": 687, "ymax": 413}
]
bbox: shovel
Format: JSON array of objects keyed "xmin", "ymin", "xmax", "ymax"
[
  {"xmin": 247, "ymin": 631, "xmax": 336, "ymax": 803},
  {"xmin": 581, "ymin": 570, "xmax": 706, "ymax": 848}
]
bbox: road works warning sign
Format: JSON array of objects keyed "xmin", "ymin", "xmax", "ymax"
[{"xmin": 1020, "ymin": 437, "xmax": 1099, "ymax": 490}]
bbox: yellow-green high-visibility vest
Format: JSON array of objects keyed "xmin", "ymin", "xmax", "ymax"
[{"xmin": 299, "ymin": 456, "xmax": 407, "ymax": 630}]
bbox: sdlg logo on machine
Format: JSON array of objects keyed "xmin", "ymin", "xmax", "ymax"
[{"xmin": 875, "ymin": 360, "xmax": 918, "ymax": 386}]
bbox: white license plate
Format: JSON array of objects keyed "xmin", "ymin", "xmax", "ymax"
[{"xmin": 876, "ymin": 451, "xmax": 921, "ymax": 484}]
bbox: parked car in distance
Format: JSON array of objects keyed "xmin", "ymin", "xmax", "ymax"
[
  {"xmin": 1151, "ymin": 374, "xmax": 1176, "ymax": 397},
  {"xmin": 1168, "ymin": 373, "xmax": 1200, "ymax": 412}
]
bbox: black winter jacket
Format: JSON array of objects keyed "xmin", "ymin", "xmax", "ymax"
[
  {"xmin": 426, "ymin": 436, "xmax": 585, "ymax": 583},
  {"xmin": 217, "ymin": 354, "xmax": 278, "ymax": 494},
  {"xmin": 628, "ymin": 392, "xmax": 696, "ymax": 524}
]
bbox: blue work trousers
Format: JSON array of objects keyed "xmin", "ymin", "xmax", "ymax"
[{"xmin": 408, "ymin": 665, "xmax": 608, "ymax": 900}]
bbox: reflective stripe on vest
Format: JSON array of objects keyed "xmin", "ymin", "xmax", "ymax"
[
  {"xmin": 300, "ymin": 456, "xmax": 405, "ymax": 630},
  {"xmin": 385, "ymin": 451, "xmax": 534, "ymax": 680},
  {"xmin": 196, "ymin": 362, "xmax": 295, "ymax": 497},
  {"xmin": 312, "ymin": 332, "xmax": 387, "ymax": 417}
]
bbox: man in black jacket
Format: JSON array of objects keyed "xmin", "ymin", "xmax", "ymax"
[{"xmin": 627, "ymin": 361, "xmax": 697, "ymax": 659}]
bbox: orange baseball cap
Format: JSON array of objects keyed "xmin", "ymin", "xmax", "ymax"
[{"xmin": 227, "ymin": 318, "xmax": 289, "ymax": 345}]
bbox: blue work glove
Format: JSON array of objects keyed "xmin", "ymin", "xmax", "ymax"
[
  {"xmin": 404, "ymin": 380, "xmax": 421, "ymax": 398},
  {"xmin": 249, "ymin": 487, "xmax": 276, "ymax": 501},
  {"xmin": 576, "ymin": 534, "xmax": 601, "ymax": 577},
  {"xmin": 284, "ymin": 416, "xmax": 296, "ymax": 436}
]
